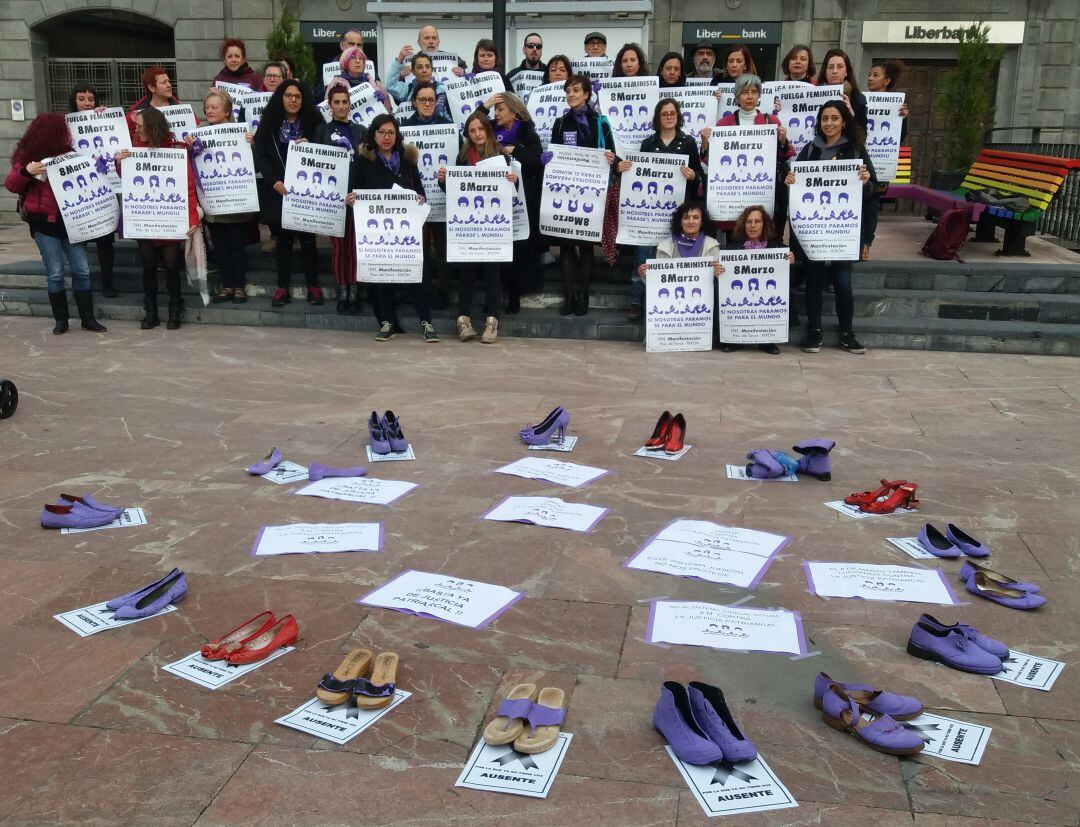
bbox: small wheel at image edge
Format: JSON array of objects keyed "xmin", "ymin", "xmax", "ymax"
[{"xmin": 0, "ymin": 379, "xmax": 18, "ymax": 419}]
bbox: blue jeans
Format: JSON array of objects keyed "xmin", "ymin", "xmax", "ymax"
[
  {"xmin": 630, "ymin": 245, "xmax": 655, "ymax": 306},
  {"xmin": 34, "ymin": 233, "xmax": 90, "ymax": 293}
]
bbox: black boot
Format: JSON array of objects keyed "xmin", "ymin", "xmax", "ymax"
[
  {"xmin": 575, "ymin": 251, "xmax": 593, "ymax": 316},
  {"xmin": 100, "ymin": 276, "xmax": 118, "ymax": 299},
  {"xmin": 348, "ymin": 283, "xmax": 363, "ymax": 315},
  {"xmin": 165, "ymin": 271, "xmax": 183, "ymax": 330},
  {"xmin": 141, "ymin": 272, "xmax": 158, "ymax": 329},
  {"xmin": 73, "ymin": 290, "xmax": 106, "ymax": 332},
  {"xmin": 559, "ymin": 250, "xmax": 575, "ymax": 316},
  {"xmin": 336, "ymin": 283, "xmax": 350, "ymax": 313},
  {"xmin": 47, "ymin": 291, "xmax": 69, "ymax": 335},
  {"xmin": 574, "ymin": 288, "xmax": 590, "ymax": 316}
]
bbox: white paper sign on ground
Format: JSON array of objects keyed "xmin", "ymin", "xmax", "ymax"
[
  {"xmin": 525, "ymin": 82, "xmax": 568, "ymax": 150},
  {"xmin": 886, "ymin": 537, "xmax": 938, "ymax": 560},
  {"xmin": 645, "ymin": 256, "xmax": 715, "ymax": 353},
  {"xmin": 528, "ymin": 436, "xmax": 577, "ymax": 453},
  {"xmin": 356, "ymin": 569, "xmax": 524, "ymax": 629},
  {"xmin": 633, "ymin": 444, "xmax": 692, "ymax": 461},
  {"xmin": 251, "ymin": 522, "xmax": 382, "ymax": 556},
  {"xmin": 160, "ymin": 104, "xmax": 198, "ymax": 143},
  {"xmin": 762, "ymin": 82, "xmax": 844, "ymax": 156},
  {"xmin": 45, "ymin": 153, "xmax": 119, "ymax": 244},
  {"xmin": 616, "ymin": 151, "xmax": 688, "ymax": 245},
  {"xmin": 65, "ymin": 107, "xmax": 131, "ymax": 192},
  {"xmin": 667, "ymin": 86, "xmax": 717, "ymax": 144},
  {"xmin": 366, "ymin": 444, "xmax": 416, "ymax": 462},
  {"xmin": 445, "ymin": 166, "xmax": 515, "ymax": 262},
  {"xmin": 260, "ymin": 461, "xmax": 309, "ymax": 485},
  {"xmin": 275, "ymin": 690, "xmax": 411, "ymax": 745},
  {"xmin": 538, "ymin": 144, "xmax": 608, "ymax": 242},
  {"xmin": 994, "ymin": 651, "xmax": 1065, "ymax": 692},
  {"xmin": 598, "ymin": 77, "xmax": 660, "ymax": 156},
  {"xmin": 120, "ymin": 148, "xmax": 190, "ymax": 240},
  {"xmin": 901, "ymin": 712, "xmax": 991, "ymax": 765},
  {"xmin": 294, "ymin": 477, "xmax": 418, "ymax": 505},
  {"xmin": 483, "ymin": 496, "xmax": 609, "ymax": 532},
  {"xmin": 493, "ymin": 457, "xmax": 609, "ymax": 488},
  {"xmin": 455, "ymin": 734, "xmax": 572, "ymax": 799},
  {"xmin": 401, "ymin": 124, "xmax": 458, "ymax": 222},
  {"xmin": 789, "ymin": 160, "xmax": 863, "ymax": 262},
  {"xmin": 353, "ymin": 189, "xmax": 429, "ymax": 283},
  {"xmin": 726, "ymin": 464, "xmax": 798, "ymax": 482},
  {"xmin": 60, "ymin": 507, "xmax": 146, "ymax": 535},
  {"xmin": 865, "ymin": 92, "xmax": 905, "ymax": 181},
  {"xmin": 191, "ymin": 123, "xmax": 259, "ymax": 216},
  {"xmin": 282, "ymin": 142, "xmax": 350, "ymax": 237},
  {"xmin": 163, "ymin": 647, "xmax": 293, "ymax": 689},
  {"xmin": 706, "ymin": 125, "xmax": 778, "ymax": 221},
  {"xmin": 824, "ymin": 500, "xmax": 916, "ymax": 519},
  {"xmin": 667, "ymin": 749, "xmax": 798, "ymax": 818},
  {"xmin": 804, "ymin": 561, "xmax": 958, "ymax": 605},
  {"xmin": 53, "ymin": 600, "xmax": 177, "ymax": 636},
  {"xmin": 647, "ymin": 600, "xmax": 807, "ymax": 655},
  {"xmin": 715, "ymin": 249, "xmax": 790, "ymax": 344}
]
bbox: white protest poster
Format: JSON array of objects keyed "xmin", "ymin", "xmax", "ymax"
[
  {"xmin": 476, "ymin": 155, "xmax": 529, "ymax": 241},
  {"xmin": 281, "ymin": 142, "xmax": 350, "ymax": 237},
  {"xmin": 493, "ymin": 456, "xmax": 609, "ymax": 488},
  {"xmin": 120, "ymin": 148, "xmax": 189, "ymax": 240},
  {"xmin": 276, "ymin": 691, "xmax": 411, "ymax": 745},
  {"xmin": 483, "ymin": 496, "xmax": 609, "ymax": 532},
  {"xmin": 241, "ymin": 91, "xmax": 272, "ymax": 133},
  {"xmin": 445, "ymin": 166, "xmax": 514, "ymax": 262},
  {"xmin": 668, "ymin": 751, "xmax": 798, "ymax": 818},
  {"xmin": 356, "ymin": 569, "xmax": 524, "ymax": 629},
  {"xmin": 251, "ymin": 522, "xmax": 383, "ymax": 556},
  {"xmin": 401, "ymin": 123, "xmax": 457, "ymax": 222},
  {"xmin": 443, "ymin": 77, "xmax": 484, "ymax": 127},
  {"xmin": 713, "ymin": 83, "xmax": 739, "ymax": 122},
  {"xmin": 322, "ymin": 60, "xmax": 342, "ymax": 87},
  {"xmin": 511, "ymin": 69, "xmax": 545, "ymax": 98},
  {"xmin": 667, "ymin": 86, "xmax": 717, "ymax": 144},
  {"xmin": 647, "ymin": 600, "xmax": 807, "ymax": 655},
  {"xmin": 865, "ymin": 92, "xmax": 905, "ymax": 181},
  {"xmin": 191, "ymin": 123, "xmax": 258, "ymax": 216},
  {"xmin": 65, "ymin": 107, "xmax": 130, "ymax": 192},
  {"xmin": 45, "ymin": 153, "xmax": 119, "ymax": 244},
  {"xmin": 706, "ymin": 124, "xmax": 778, "ymax": 220},
  {"xmin": 456, "ymin": 734, "xmax": 573, "ymax": 799},
  {"xmin": 994, "ymin": 651, "xmax": 1065, "ymax": 692},
  {"xmin": 526, "ymin": 83, "xmax": 568, "ymax": 150},
  {"xmin": 160, "ymin": 103, "xmax": 198, "ymax": 143},
  {"xmin": 570, "ymin": 57, "xmax": 614, "ymax": 82},
  {"xmin": 684, "ymin": 77, "xmax": 714, "ymax": 86},
  {"xmin": 539, "ymin": 145, "xmax": 608, "ymax": 242},
  {"xmin": 353, "ymin": 189, "xmax": 429, "ymax": 283},
  {"xmin": 902, "ymin": 713, "xmax": 991, "ymax": 765},
  {"xmin": 54, "ymin": 600, "xmax": 176, "ymax": 637},
  {"xmin": 803, "ymin": 561, "xmax": 958, "ymax": 605},
  {"xmin": 213, "ymin": 80, "xmax": 251, "ymax": 121},
  {"xmin": 393, "ymin": 100, "xmax": 415, "ymax": 122},
  {"xmin": 405, "ymin": 52, "xmax": 463, "ymax": 84},
  {"xmin": 762, "ymin": 82, "xmax": 844, "ymax": 156},
  {"xmin": 316, "ymin": 83, "xmax": 384, "ymax": 128},
  {"xmin": 645, "ymin": 256, "xmax": 714, "ymax": 352},
  {"xmin": 789, "ymin": 160, "xmax": 863, "ymax": 261},
  {"xmin": 616, "ymin": 151, "xmax": 687, "ymax": 245},
  {"xmin": 294, "ymin": 476, "xmax": 418, "ymax": 505},
  {"xmin": 715, "ymin": 248, "xmax": 790, "ymax": 344},
  {"xmin": 598, "ymin": 76, "xmax": 659, "ymax": 156}
]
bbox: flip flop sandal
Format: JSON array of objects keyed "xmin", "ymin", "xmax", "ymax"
[
  {"xmin": 482, "ymin": 683, "xmax": 538, "ymax": 746},
  {"xmin": 513, "ymin": 686, "xmax": 566, "ymax": 754},
  {"xmin": 353, "ymin": 651, "xmax": 399, "ymax": 710},
  {"xmin": 316, "ymin": 647, "xmax": 373, "ymax": 705}
]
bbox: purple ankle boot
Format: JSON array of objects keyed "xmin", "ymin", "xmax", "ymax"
[
  {"xmin": 793, "ymin": 439, "xmax": 834, "ymax": 481},
  {"xmin": 746, "ymin": 449, "xmax": 785, "ymax": 479},
  {"xmin": 653, "ymin": 681, "xmax": 725, "ymax": 765},
  {"xmin": 687, "ymin": 681, "xmax": 757, "ymax": 762}
]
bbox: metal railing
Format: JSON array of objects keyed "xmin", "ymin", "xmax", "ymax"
[
  {"xmin": 44, "ymin": 58, "xmax": 178, "ymax": 112},
  {"xmin": 986, "ymin": 135, "xmax": 1080, "ymax": 248}
]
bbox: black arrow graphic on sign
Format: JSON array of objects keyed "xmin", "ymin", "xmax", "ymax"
[
  {"xmin": 901, "ymin": 722, "xmax": 941, "ymax": 743},
  {"xmin": 709, "ymin": 761, "xmax": 757, "ymax": 786},
  {"xmin": 492, "ymin": 749, "xmax": 539, "ymax": 770},
  {"xmin": 322, "ymin": 703, "xmax": 361, "ymax": 720}
]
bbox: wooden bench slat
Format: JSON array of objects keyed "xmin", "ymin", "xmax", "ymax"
[
  {"xmin": 978, "ymin": 149, "xmax": 1080, "ymax": 171},
  {"xmin": 973, "ymin": 156, "xmax": 1072, "ymax": 180},
  {"xmin": 961, "ymin": 177, "xmax": 1053, "ymax": 210},
  {"xmin": 969, "ymin": 162, "xmax": 1064, "ymax": 189}
]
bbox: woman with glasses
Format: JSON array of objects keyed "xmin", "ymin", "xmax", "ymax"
[{"xmin": 397, "ymin": 53, "xmax": 447, "ymax": 114}]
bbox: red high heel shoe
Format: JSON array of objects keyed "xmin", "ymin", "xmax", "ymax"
[
  {"xmin": 201, "ymin": 611, "xmax": 276, "ymax": 661},
  {"xmin": 844, "ymin": 479, "xmax": 905, "ymax": 506},
  {"xmin": 224, "ymin": 614, "xmax": 298, "ymax": 665},
  {"xmin": 645, "ymin": 411, "xmax": 673, "ymax": 450},
  {"xmin": 860, "ymin": 482, "xmax": 919, "ymax": 514},
  {"xmin": 664, "ymin": 413, "xmax": 686, "ymax": 455}
]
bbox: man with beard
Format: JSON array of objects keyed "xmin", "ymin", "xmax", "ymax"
[{"xmin": 690, "ymin": 41, "xmax": 720, "ymax": 80}]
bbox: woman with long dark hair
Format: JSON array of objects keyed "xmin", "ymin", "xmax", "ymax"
[
  {"xmin": 5, "ymin": 113, "xmax": 107, "ymax": 334},
  {"xmin": 542, "ymin": 55, "xmax": 571, "ymax": 85},
  {"xmin": 863, "ymin": 60, "xmax": 910, "ymax": 260},
  {"xmin": 612, "ymin": 43, "xmax": 650, "ymax": 78},
  {"xmin": 252, "ymin": 79, "xmax": 324, "ymax": 307},
  {"xmin": 657, "ymin": 52, "xmax": 686, "ymax": 89},
  {"xmin": 718, "ymin": 45, "xmax": 756, "ymax": 83},
  {"xmin": 781, "ymin": 45, "xmax": 816, "ymax": 83},
  {"xmin": 68, "ymin": 83, "xmax": 117, "ymax": 298},
  {"xmin": 471, "ymin": 38, "xmax": 512, "ymax": 89},
  {"xmin": 817, "ymin": 49, "xmax": 867, "ymax": 130}
]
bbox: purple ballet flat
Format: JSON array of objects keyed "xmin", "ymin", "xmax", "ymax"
[
  {"xmin": 688, "ymin": 681, "xmax": 757, "ymax": 763},
  {"xmin": 58, "ymin": 493, "xmax": 123, "ymax": 518},
  {"xmin": 746, "ymin": 449, "xmax": 785, "ymax": 479},
  {"xmin": 653, "ymin": 681, "xmax": 725, "ymax": 765},
  {"xmin": 113, "ymin": 569, "xmax": 187, "ymax": 619},
  {"xmin": 247, "ymin": 446, "xmax": 283, "ymax": 475},
  {"xmin": 308, "ymin": 462, "xmax": 366, "ymax": 482},
  {"xmin": 793, "ymin": 439, "xmax": 834, "ymax": 481},
  {"xmin": 812, "ymin": 671, "xmax": 922, "ymax": 720},
  {"xmin": 945, "ymin": 524, "xmax": 990, "ymax": 557},
  {"xmin": 917, "ymin": 523, "xmax": 961, "ymax": 558},
  {"xmin": 907, "ymin": 617, "xmax": 1003, "ymax": 674},
  {"xmin": 821, "ymin": 684, "xmax": 925, "ymax": 756},
  {"xmin": 917, "ymin": 613, "xmax": 1009, "ymax": 659},
  {"xmin": 965, "ymin": 572, "xmax": 1047, "ymax": 610},
  {"xmin": 40, "ymin": 502, "xmax": 116, "ymax": 530},
  {"xmin": 106, "ymin": 567, "xmax": 184, "ymax": 610},
  {"xmin": 959, "ymin": 560, "xmax": 1039, "ymax": 593}
]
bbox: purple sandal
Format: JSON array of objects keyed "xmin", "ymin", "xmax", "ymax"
[
  {"xmin": 813, "ymin": 671, "xmax": 922, "ymax": 720},
  {"xmin": 821, "ymin": 684, "xmax": 925, "ymax": 755}
]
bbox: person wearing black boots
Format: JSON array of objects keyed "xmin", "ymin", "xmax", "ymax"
[{"xmin": 68, "ymin": 84, "xmax": 118, "ymax": 298}]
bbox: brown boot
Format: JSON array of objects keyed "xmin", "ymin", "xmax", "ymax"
[
  {"xmin": 480, "ymin": 316, "xmax": 499, "ymax": 344},
  {"xmin": 456, "ymin": 315, "xmax": 477, "ymax": 342}
]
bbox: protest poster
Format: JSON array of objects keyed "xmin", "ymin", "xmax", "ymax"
[
  {"xmin": 789, "ymin": 160, "xmax": 863, "ymax": 261},
  {"xmin": 353, "ymin": 189, "xmax": 429, "ymax": 283},
  {"xmin": 316, "ymin": 83, "xmax": 385, "ymax": 128},
  {"xmin": 526, "ymin": 83, "xmax": 568, "ymax": 150},
  {"xmin": 213, "ymin": 80, "xmax": 251, "ymax": 120},
  {"xmin": 45, "ymin": 153, "xmax": 119, "ymax": 244},
  {"xmin": 160, "ymin": 104, "xmax": 198, "ymax": 144},
  {"xmin": 667, "ymin": 86, "xmax": 717, "ymax": 144},
  {"xmin": 120, "ymin": 148, "xmax": 190, "ymax": 240},
  {"xmin": 322, "ymin": 60, "xmax": 342, "ymax": 87},
  {"xmin": 684, "ymin": 77, "xmax": 714, "ymax": 86},
  {"xmin": 445, "ymin": 166, "xmax": 514, "ymax": 262},
  {"xmin": 444, "ymin": 72, "xmax": 505, "ymax": 126},
  {"xmin": 645, "ymin": 256, "xmax": 715, "ymax": 352},
  {"xmin": 190, "ymin": 123, "xmax": 258, "ymax": 216},
  {"xmin": 405, "ymin": 52, "xmax": 463, "ymax": 84},
  {"xmin": 762, "ymin": 82, "xmax": 844, "ymax": 155},
  {"xmin": 477, "ymin": 156, "xmax": 529, "ymax": 241},
  {"xmin": 598, "ymin": 76, "xmax": 659, "ymax": 156},
  {"xmin": 714, "ymin": 83, "xmax": 738, "ymax": 121},
  {"xmin": 64, "ymin": 107, "xmax": 130, "ymax": 192},
  {"xmin": 706, "ymin": 124, "xmax": 778, "ymax": 220},
  {"xmin": 570, "ymin": 56, "xmax": 614, "ymax": 82},
  {"xmin": 393, "ymin": 100, "xmax": 415, "ymax": 122},
  {"xmin": 241, "ymin": 92, "xmax": 272, "ymax": 133},
  {"xmin": 281, "ymin": 142, "xmax": 350, "ymax": 237},
  {"xmin": 865, "ymin": 92, "xmax": 905, "ymax": 181},
  {"xmin": 538, "ymin": 145, "xmax": 609, "ymax": 243},
  {"xmin": 511, "ymin": 69, "xmax": 544, "ymax": 97},
  {"xmin": 400, "ymin": 123, "xmax": 457, "ymax": 222},
  {"xmin": 616, "ymin": 151, "xmax": 687, "ymax": 245},
  {"xmin": 715, "ymin": 248, "xmax": 790, "ymax": 344}
]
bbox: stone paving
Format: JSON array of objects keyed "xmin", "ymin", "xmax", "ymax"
[{"xmin": 0, "ymin": 316, "xmax": 1078, "ymax": 826}]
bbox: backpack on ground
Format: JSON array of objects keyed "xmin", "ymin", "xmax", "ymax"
[{"xmin": 920, "ymin": 207, "xmax": 969, "ymax": 261}]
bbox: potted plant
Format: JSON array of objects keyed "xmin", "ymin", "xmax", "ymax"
[{"xmin": 266, "ymin": 5, "xmax": 317, "ymax": 90}]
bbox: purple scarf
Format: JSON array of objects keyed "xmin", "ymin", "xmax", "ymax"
[
  {"xmin": 279, "ymin": 118, "xmax": 303, "ymax": 143},
  {"xmin": 377, "ymin": 149, "xmax": 401, "ymax": 175},
  {"xmin": 495, "ymin": 119, "xmax": 522, "ymax": 146},
  {"xmin": 743, "ymin": 239, "xmax": 768, "ymax": 249},
  {"xmin": 572, "ymin": 105, "xmax": 592, "ymax": 132},
  {"xmin": 674, "ymin": 232, "xmax": 706, "ymax": 258}
]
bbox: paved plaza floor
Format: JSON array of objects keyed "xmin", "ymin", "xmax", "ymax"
[{"xmin": 0, "ymin": 316, "xmax": 1078, "ymax": 825}]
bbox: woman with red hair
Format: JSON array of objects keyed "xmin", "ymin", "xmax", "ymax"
[
  {"xmin": 126, "ymin": 66, "xmax": 181, "ymax": 137},
  {"xmin": 5, "ymin": 113, "xmax": 107, "ymax": 334},
  {"xmin": 215, "ymin": 38, "xmax": 262, "ymax": 90}
]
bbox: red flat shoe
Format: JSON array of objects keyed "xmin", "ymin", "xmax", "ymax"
[
  {"xmin": 201, "ymin": 610, "xmax": 276, "ymax": 661},
  {"xmin": 224, "ymin": 614, "xmax": 298, "ymax": 665},
  {"xmin": 844, "ymin": 479, "xmax": 904, "ymax": 506},
  {"xmin": 645, "ymin": 410, "xmax": 673, "ymax": 450},
  {"xmin": 860, "ymin": 482, "xmax": 919, "ymax": 514},
  {"xmin": 664, "ymin": 413, "xmax": 686, "ymax": 454}
]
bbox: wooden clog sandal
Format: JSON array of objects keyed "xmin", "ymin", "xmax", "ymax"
[
  {"xmin": 482, "ymin": 683, "xmax": 538, "ymax": 746},
  {"xmin": 315, "ymin": 647, "xmax": 373, "ymax": 705},
  {"xmin": 352, "ymin": 651, "xmax": 399, "ymax": 710},
  {"xmin": 512, "ymin": 686, "xmax": 566, "ymax": 754}
]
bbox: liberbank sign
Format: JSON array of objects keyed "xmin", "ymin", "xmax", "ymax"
[{"xmin": 862, "ymin": 21, "xmax": 1025, "ymax": 44}]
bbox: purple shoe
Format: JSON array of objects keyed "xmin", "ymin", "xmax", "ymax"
[
  {"xmin": 821, "ymin": 684, "xmax": 925, "ymax": 756},
  {"xmin": 368, "ymin": 411, "xmax": 391, "ymax": 455},
  {"xmin": 247, "ymin": 446, "xmax": 283, "ymax": 475},
  {"xmin": 40, "ymin": 502, "xmax": 116, "ymax": 529},
  {"xmin": 521, "ymin": 406, "xmax": 569, "ymax": 445},
  {"xmin": 653, "ymin": 681, "xmax": 725, "ymax": 765},
  {"xmin": 812, "ymin": 671, "xmax": 922, "ymax": 720},
  {"xmin": 107, "ymin": 567, "xmax": 183, "ymax": 610},
  {"xmin": 960, "ymin": 560, "xmax": 1039, "ymax": 593},
  {"xmin": 917, "ymin": 613, "xmax": 1009, "ymax": 659},
  {"xmin": 965, "ymin": 572, "xmax": 1047, "ymax": 610},
  {"xmin": 945, "ymin": 524, "xmax": 990, "ymax": 557},
  {"xmin": 58, "ymin": 493, "xmax": 123, "ymax": 518},
  {"xmin": 746, "ymin": 449, "xmax": 785, "ymax": 479},
  {"xmin": 380, "ymin": 410, "xmax": 408, "ymax": 453},
  {"xmin": 907, "ymin": 617, "xmax": 1003, "ymax": 674},
  {"xmin": 688, "ymin": 681, "xmax": 757, "ymax": 762},
  {"xmin": 113, "ymin": 569, "xmax": 187, "ymax": 619},
  {"xmin": 308, "ymin": 462, "xmax": 367, "ymax": 482},
  {"xmin": 793, "ymin": 439, "xmax": 834, "ymax": 481},
  {"xmin": 917, "ymin": 523, "xmax": 961, "ymax": 558}
]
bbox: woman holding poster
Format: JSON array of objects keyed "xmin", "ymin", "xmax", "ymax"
[
  {"xmin": 68, "ymin": 83, "xmax": 117, "ymax": 298},
  {"xmin": 784, "ymin": 101, "xmax": 874, "ymax": 355},
  {"xmin": 329, "ymin": 47, "xmax": 391, "ymax": 114},
  {"xmin": 213, "ymin": 38, "xmax": 262, "ymax": 91},
  {"xmin": 542, "ymin": 56, "xmax": 571, "ymax": 85},
  {"xmin": 5, "ymin": 114, "xmax": 107, "ymax": 334},
  {"xmin": 863, "ymin": 60, "xmax": 910, "ymax": 260},
  {"xmin": 398, "ymin": 55, "xmax": 447, "ymax": 116},
  {"xmin": 612, "ymin": 44, "xmax": 650, "ymax": 78},
  {"xmin": 657, "ymin": 53, "xmax": 687, "ymax": 89},
  {"xmin": 470, "ymin": 39, "xmax": 512, "ymax": 91},
  {"xmin": 817, "ymin": 49, "xmax": 867, "ymax": 130},
  {"xmin": 718, "ymin": 46, "xmax": 757, "ymax": 84}
]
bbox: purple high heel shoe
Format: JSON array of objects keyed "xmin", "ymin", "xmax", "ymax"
[
  {"xmin": 369, "ymin": 412, "xmax": 391, "ymax": 455},
  {"xmin": 917, "ymin": 613, "xmax": 1009, "ymax": 658},
  {"xmin": 793, "ymin": 439, "xmax": 834, "ymax": 481},
  {"xmin": 40, "ymin": 502, "xmax": 116, "ymax": 529},
  {"xmin": 821, "ymin": 684, "xmax": 925, "ymax": 756},
  {"xmin": 113, "ymin": 569, "xmax": 187, "ymax": 619},
  {"xmin": 308, "ymin": 462, "xmax": 367, "ymax": 482},
  {"xmin": 247, "ymin": 447, "xmax": 283, "ymax": 475},
  {"xmin": 380, "ymin": 411, "xmax": 408, "ymax": 453},
  {"xmin": 945, "ymin": 524, "xmax": 990, "ymax": 557},
  {"xmin": 812, "ymin": 671, "xmax": 922, "ymax": 720},
  {"xmin": 652, "ymin": 681, "xmax": 725, "ymax": 765},
  {"xmin": 687, "ymin": 681, "xmax": 757, "ymax": 762},
  {"xmin": 107, "ymin": 567, "xmax": 184, "ymax": 610},
  {"xmin": 917, "ymin": 523, "xmax": 961, "ymax": 558},
  {"xmin": 520, "ymin": 406, "xmax": 569, "ymax": 446}
]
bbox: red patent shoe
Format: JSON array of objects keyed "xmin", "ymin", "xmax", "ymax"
[
  {"xmin": 844, "ymin": 479, "xmax": 905, "ymax": 506},
  {"xmin": 664, "ymin": 413, "xmax": 686, "ymax": 455},
  {"xmin": 224, "ymin": 614, "xmax": 298, "ymax": 665},
  {"xmin": 645, "ymin": 410, "xmax": 673, "ymax": 450},
  {"xmin": 201, "ymin": 610, "xmax": 276, "ymax": 661},
  {"xmin": 860, "ymin": 482, "xmax": 919, "ymax": 514}
]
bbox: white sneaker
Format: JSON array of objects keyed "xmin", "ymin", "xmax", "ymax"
[
  {"xmin": 457, "ymin": 315, "xmax": 477, "ymax": 342},
  {"xmin": 480, "ymin": 315, "xmax": 499, "ymax": 344}
]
